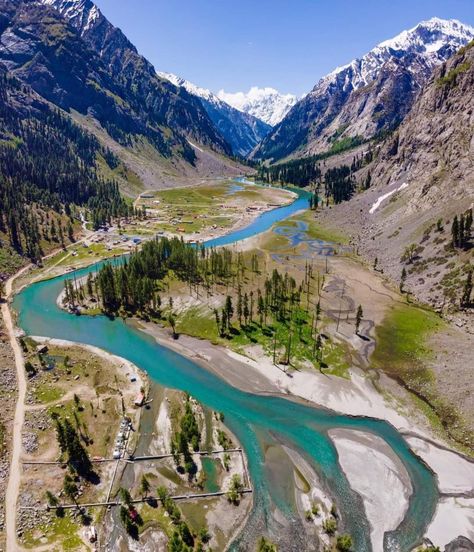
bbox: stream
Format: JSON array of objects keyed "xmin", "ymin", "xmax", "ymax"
[{"xmin": 13, "ymin": 184, "xmax": 438, "ymax": 551}]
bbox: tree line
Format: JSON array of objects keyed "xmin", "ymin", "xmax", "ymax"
[
  {"xmin": 257, "ymin": 144, "xmax": 374, "ymax": 192},
  {"xmin": 70, "ymin": 238, "xmax": 364, "ymax": 371},
  {"xmin": 451, "ymin": 208, "xmax": 472, "ymax": 249}
]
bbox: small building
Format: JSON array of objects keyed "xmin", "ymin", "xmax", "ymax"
[
  {"xmin": 36, "ymin": 344, "xmax": 48, "ymax": 355},
  {"xmin": 134, "ymin": 392, "xmax": 145, "ymax": 407},
  {"xmin": 87, "ymin": 526, "xmax": 97, "ymax": 543}
]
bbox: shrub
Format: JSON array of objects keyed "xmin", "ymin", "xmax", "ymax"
[{"xmin": 336, "ymin": 534, "xmax": 353, "ymax": 551}]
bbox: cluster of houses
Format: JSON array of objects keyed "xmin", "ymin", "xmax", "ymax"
[{"xmin": 112, "ymin": 417, "xmax": 132, "ymax": 460}]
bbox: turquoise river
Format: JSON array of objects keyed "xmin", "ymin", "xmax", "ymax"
[{"xmin": 13, "ymin": 186, "xmax": 438, "ymax": 551}]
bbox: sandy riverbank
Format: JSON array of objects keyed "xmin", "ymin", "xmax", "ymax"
[
  {"xmin": 404, "ymin": 435, "xmax": 474, "ymax": 548},
  {"xmin": 138, "ymin": 322, "xmax": 474, "ymax": 549},
  {"xmin": 329, "ymin": 428, "xmax": 412, "ymax": 552}
]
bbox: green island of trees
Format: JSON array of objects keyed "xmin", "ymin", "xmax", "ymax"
[{"xmin": 68, "ymin": 236, "xmax": 351, "ymax": 374}]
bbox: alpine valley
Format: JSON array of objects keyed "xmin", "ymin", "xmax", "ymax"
[{"xmin": 0, "ymin": 2, "xmax": 473, "ymax": 552}]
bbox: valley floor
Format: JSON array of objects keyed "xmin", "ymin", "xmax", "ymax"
[{"xmin": 3, "ymin": 181, "xmax": 474, "ymax": 551}]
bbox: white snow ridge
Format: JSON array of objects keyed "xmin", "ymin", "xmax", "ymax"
[{"xmin": 217, "ymin": 87, "xmax": 298, "ymax": 126}]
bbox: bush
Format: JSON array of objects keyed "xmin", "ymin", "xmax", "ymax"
[
  {"xmin": 336, "ymin": 534, "xmax": 353, "ymax": 551},
  {"xmin": 258, "ymin": 536, "xmax": 277, "ymax": 552},
  {"xmin": 323, "ymin": 518, "xmax": 337, "ymax": 535},
  {"xmin": 227, "ymin": 474, "xmax": 244, "ymax": 505}
]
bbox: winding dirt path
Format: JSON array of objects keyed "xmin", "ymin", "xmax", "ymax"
[{"xmin": 2, "ymin": 266, "xmax": 30, "ymax": 552}]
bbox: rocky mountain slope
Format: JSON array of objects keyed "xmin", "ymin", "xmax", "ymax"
[
  {"xmin": 0, "ymin": 0, "xmax": 248, "ymax": 192},
  {"xmin": 158, "ymin": 72, "xmax": 271, "ymax": 157},
  {"xmin": 38, "ymin": 0, "xmax": 231, "ymax": 156},
  {"xmin": 217, "ymin": 86, "xmax": 298, "ymax": 126},
  {"xmin": 0, "ymin": 61, "xmax": 133, "ymax": 272},
  {"xmin": 319, "ymin": 40, "xmax": 474, "ymax": 313},
  {"xmin": 254, "ymin": 18, "xmax": 474, "ymax": 162}
]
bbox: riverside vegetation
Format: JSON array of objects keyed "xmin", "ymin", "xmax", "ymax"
[{"xmin": 65, "ymin": 236, "xmax": 352, "ymax": 374}]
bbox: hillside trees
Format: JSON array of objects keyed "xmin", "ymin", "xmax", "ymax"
[
  {"xmin": 0, "ymin": 70, "xmax": 133, "ymax": 267},
  {"xmin": 258, "ymin": 157, "xmax": 322, "ymax": 187},
  {"xmin": 451, "ymin": 209, "xmax": 472, "ymax": 248}
]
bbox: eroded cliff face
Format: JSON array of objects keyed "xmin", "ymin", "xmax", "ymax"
[
  {"xmin": 373, "ymin": 42, "xmax": 474, "ymax": 213},
  {"xmin": 317, "ymin": 43, "xmax": 474, "ymax": 315}
]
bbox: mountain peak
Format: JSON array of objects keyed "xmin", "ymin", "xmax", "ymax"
[
  {"xmin": 321, "ymin": 17, "xmax": 474, "ymax": 92},
  {"xmin": 157, "ymin": 72, "xmax": 271, "ymax": 156},
  {"xmin": 157, "ymin": 72, "xmax": 216, "ymax": 103},
  {"xmin": 255, "ymin": 17, "xmax": 474, "ymax": 161},
  {"xmin": 375, "ymin": 16, "xmax": 474, "ymax": 53},
  {"xmin": 217, "ymin": 87, "xmax": 298, "ymax": 126},
  {"xmin": 41, "ymin": 0, "xmax": 101, "ymax": 34}
]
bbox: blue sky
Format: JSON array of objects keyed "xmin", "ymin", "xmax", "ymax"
[{"xmin": 94, "ymin": 0, "xmax": 474, "ymax": 95}]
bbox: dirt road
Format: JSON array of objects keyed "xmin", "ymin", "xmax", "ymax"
[{"xmin": 2, "ymin": 266, "xmax": 30, "ymax": 552}]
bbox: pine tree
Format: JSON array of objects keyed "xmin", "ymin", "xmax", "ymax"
[
  {"xmin": 119, "ymin": 487, "xmax": 132, "ymax": 507},
  {"xmin": 45, "ymin": 490, "xmax": 59, "ymax": 509},
  {"xmin": 54, "ymin": 419, "xmax": 67, "ymax": 454},
  {"xmin": 355, "ymin": 305, "xmax": 363, "ymax": 334},
  {"xmin": 214, "ymin": 309, "xmax": 220, "ymax": 336},
  {"xmin": 461, "ymin": 269, "xmax": 472, "ymax": 308},
  {"xmin": 140, "ymin": 475, "xmax": 151, "ymax": 498},
  {"xmin": 67, "ymin": 221, "xmax": 74, "ymax": 242},
  {"xmin": 257, "ymin": 290, "xmax": 265, "ymax": 326},
  {"xmin": 400, "ymin": 268, "xmax": 407, "ymax": 293},
  {"xmin": 465, "ymin": 208, "xmax": 473, "ymax": 241},
  {"xmin": 459, "ymin": 215, "xmax": 466, "ymax": 248},
  {"xmin": 224, "ymin": 296, "xmax": 233, "ymax": 330},
  {"xmin": 243, "ymin": 293, "xmax": 250, "ymax": 326},
  {"xmin": 237, "ymin": 288, "xmax": 243, "ymax": 327},
  {"xmin": 63, "ymin": 474, "xmax": 78, "ymax": 505},
  {"xmin": 452, "ymin": 216, "xmax": 460, "ymax": 248}
]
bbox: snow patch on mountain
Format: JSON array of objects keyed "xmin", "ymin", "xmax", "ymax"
[
  {"xmin": 217, "ymin": 87, "xmax": 298, "ymax": 126},
  {"xmin": 157, "ymin": 72, "xmax": 217, "ymax": 104},
  {"xmin": 41, "ymin": 0, "xmax": 101, "ymax": 35}
]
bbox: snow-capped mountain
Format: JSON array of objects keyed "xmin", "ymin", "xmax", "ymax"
[
  {"xmin": 217, "ymin": 87, "xmax": 298, "ymax": 127},
  {"xmin": 158, "ymin": 72, "xmax": 218, "ymax": 104},
  {"xmin": 321, "ymin": 17, "xmax": 473, "ymax": 91},
  {"xmin": 254, "ymin": 17, "xmax": 474, "ymax": 161},
  {"xmin": 158, "ymin": 72, "xmax": 271, "ymax": 157},
  {"xmin": 41, "ymin": 0, "xmax": 100, "ymax": 33}
]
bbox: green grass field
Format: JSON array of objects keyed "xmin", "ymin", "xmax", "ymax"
[
  {"xmin": 176, "ymin": 305, "xmax": 350, "ymax": 377},
  {"xmin": 371, "ymin": 303, "xmax": 474, "ymax": 450},
  {"xmin": 372, "ymin": 303, "xmax": 440, "ymax": 380},
  {"xmin": 284, "ymin": 210, "xmax": 349, "ymax": 244},
  {"xmin": 22, "ymin": 515, "xmax": 83, "ymax": 551}
]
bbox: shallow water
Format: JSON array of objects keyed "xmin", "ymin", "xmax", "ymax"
[{"xmin": 13, "ymin": 186, "xmax": 438, "ymax": 551}]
